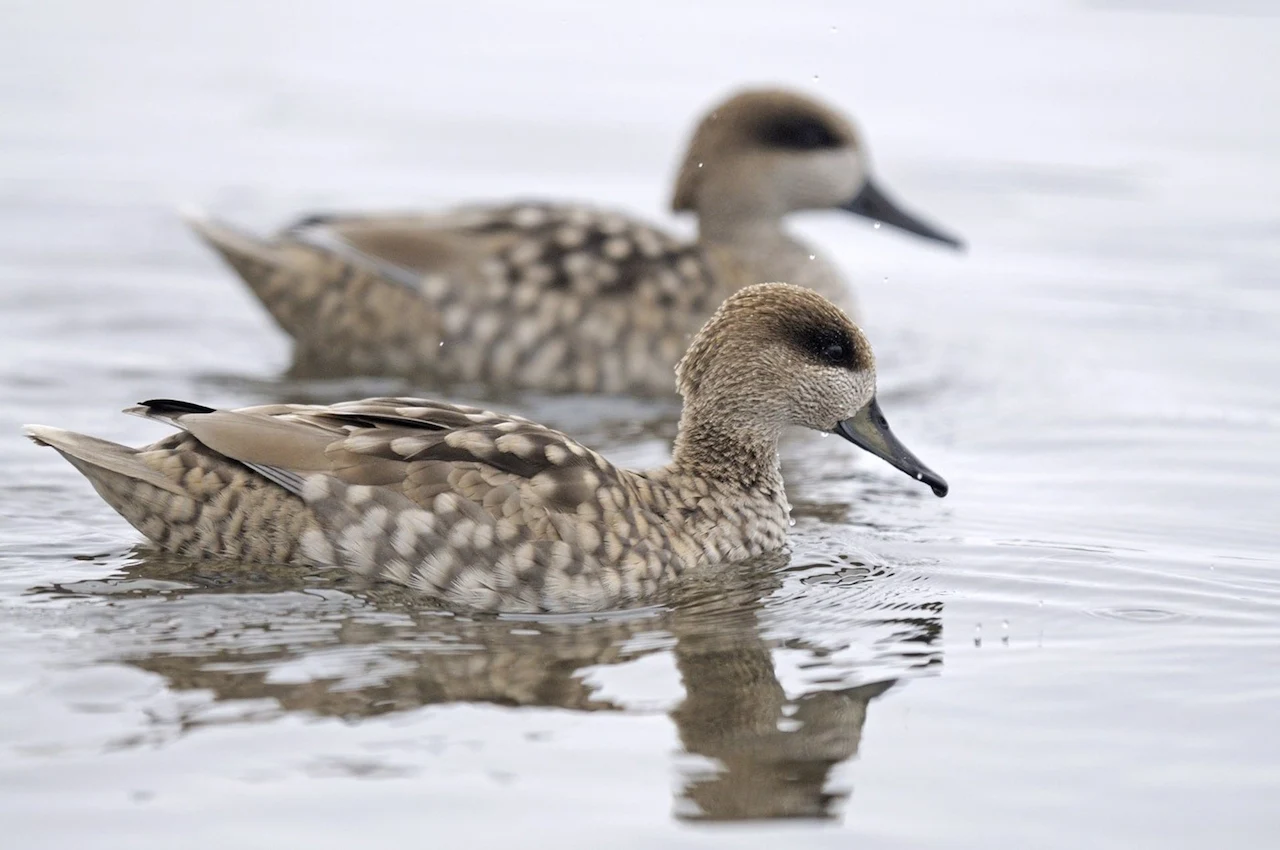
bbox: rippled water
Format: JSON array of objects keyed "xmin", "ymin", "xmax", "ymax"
[{"xmin": 2, "ymin": 1, "xmax": 1278, "ymax": 847}]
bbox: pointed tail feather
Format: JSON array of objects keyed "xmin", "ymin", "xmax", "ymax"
[{"xmin": 23, "ymin": 425, "xmax": 187, "ymax": 497}]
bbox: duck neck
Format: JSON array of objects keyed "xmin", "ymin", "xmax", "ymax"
[
  {"xmin": 668, "ymin": 402, "xmax": 785, "ymax": 496},
  {"xmin": 695, "ymin": 208, "xmax": 850, "ymax": 310},
  {"xmin": 697, "ymin": 206, "xmax": 791, "ymax": 247}
]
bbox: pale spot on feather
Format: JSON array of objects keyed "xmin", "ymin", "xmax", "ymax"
[
  {"xmin": 361, "ymin": 505, "xmax": 390, "ymax": 534},
  {"xmin": 522, "ymin": 264, "xmax": 554, "ymax": 287},
  {"xmin": 448, "ymin": 518, "xmax": 476, "ymax": 550},
  {"xmin": 494, "ymin": 433, "xmax": 537, "ymax": 458},
  {"xmin": 510, "ymin": 241, "xmax": 542, "ymax": 266},
  {"xmin": 392, "ymin": 511, "xmax": 433, "ymax": 557},
  {"xmin": 493, "ymin": 553, "xmax": 518, "ymax": 586},
  {"xmin": 555, "ymin": 226, "xmax": 586, "ymax": 248},
  {"xmin": 602, "ymin": 237, "xmax": 632, "ymax": 260},
  {"xmin": 496, "ymin": 517, "xmax": 521, "ymax": 542},
  {"xmin": 301, "ymin": 527, "xmax": 336, "ymax": 564},
  {"xmin": 420, "ymin": 274, "xmax": 449, "ymax": 299},
  {"xmin": 545, "ymin": 444, "xmax": 570, "ymax": 465},
  {"xmin": 547, "ymin": 540, "xmax": 574, "ymax": 573},
  {"xmin": 415, "ymin": 550, "xmax": 454, "ymax": 590},
  {"xmin": 562, "ymin": 252, "xmax": 592, "ymax": 276},
  {"xmin": 677, "ymin": 256, "xmax": 703, "ymax": 279},
  {"xmin": 444, "ymin": 429, "xmax": 496, "ymax": 455},
  {"xmin": 301, "ymin": 476, "xmax": 331, "ymax": 501},
  {"xmin": 514, "ymin": 542, "xmax": 539, "ymax": 574},
  {"xmin": 345, "ymin": 485, "xmax": 374, "ymax": 506},
  {"xmin": 603, "ymin": 531, "xmax": 624, "ymax": 561},
  {"xmin": 338, "ymin": 526, "xmax": 378, "ymax": 574},
  {"xmin": 393, "ymin": 407, "xmax": 436, "ymax": 418},
  {"xmin": 512, "ymin": 206, "xmax": 548, "ymax": 228},
  {"xmin": 382, "ymin": 558, "xmax": 414, "ymax": 585},
  {"xmin": 390, "ymin": 436, "xmax": 430, "ymax": 457},
  {"xmin": 442, "ymin": 305, "xmax": 469, "ymax": 335},
  {"xmin": 577, "ymin": 522, "xmax": 602, "ymax": 554}
]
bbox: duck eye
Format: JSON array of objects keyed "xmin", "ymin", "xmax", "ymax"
[{"xmin": 822, "ymin": 341, "xmax": 846, "ymax": 363}]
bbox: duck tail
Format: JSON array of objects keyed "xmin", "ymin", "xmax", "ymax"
[
  {"xmin": 180, "ymin": 206, "xmax": 341, "ymax": 340},
  {"xmin": 180, "ymin": 207, "xmax": 437, "ymax": 377},
  {"xmin": 23, "ymin": 424, "xmax": 189, "ymax": 502}
]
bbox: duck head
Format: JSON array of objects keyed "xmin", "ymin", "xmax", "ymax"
[
  {"xmin": 672, "ymin": 88, "xmax": 963, "ymax": 250},
  {"xmin": 675, "ymin": 282, "xmax": 948, "ymax": 497}
]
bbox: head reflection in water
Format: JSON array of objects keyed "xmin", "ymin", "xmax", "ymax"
[
  {"xmin": 673, "ymin": 659, "xmax": 895, "ymax": 820},
  {"xmin": 34, "ymin": 549, "xmax": 942, "ymax": 822}
]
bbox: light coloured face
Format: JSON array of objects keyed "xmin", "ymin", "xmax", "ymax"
[
  {"xmin": 752, "ymin": 146, "xmax": 868, "ymax": 214},
  {"xmin": 775, "ymin": 344, "xmax": 877, "ymax": 432}
]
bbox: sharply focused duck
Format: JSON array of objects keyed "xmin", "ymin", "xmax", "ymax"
[
  {"xmin": 186, "ymin": 88, "xmax": 963, "ymax": 395},
  {"xmin": 26, "ymin": 284, "xmax": 947, "ymax": 613}
]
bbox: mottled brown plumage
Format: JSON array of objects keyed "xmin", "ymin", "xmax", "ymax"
[
  {"xmin": 26, "ymin": 284, "xmax": 947, "ymax": 613},
  {"xmin": 186, "ymin": 88, "xmax": 962, "ymax": 394}
]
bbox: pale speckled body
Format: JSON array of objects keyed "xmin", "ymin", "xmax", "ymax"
[
  {"xmin": 32, "ymin": 397, "xmax": 789, "ymax": 613},
  {"xmin": 185, "ymin": 87, "xmax": 962, "ymax": 395},
  {"xmin": 27, "ymin": 284, "xmax": 949, "ymax": 613}
]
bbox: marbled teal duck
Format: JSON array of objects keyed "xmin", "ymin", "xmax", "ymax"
[
  {"xmin": 25, "ymin": 283, "xmax": 947, "ymax": 613},
  {"xmin": 186, "ymin": 88, "xmax": 962, "ymax": 395}
]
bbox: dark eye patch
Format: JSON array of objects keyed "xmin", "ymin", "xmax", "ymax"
[
  {"xmin": 756, "ymin": 114, "xmax": 843, "ymax": 150},
  {"xmin": 788, "ymin": 323, "xmax": 861, "ymax": 370}
]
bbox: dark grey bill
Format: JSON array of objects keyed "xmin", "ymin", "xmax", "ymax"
[
  {"xmin": 832, "ymin": 397, "xmax": 948, "ymax": 497},
  {"xmin": 840, "ymin": 179, "xmax": 964, "ymax": 250}
]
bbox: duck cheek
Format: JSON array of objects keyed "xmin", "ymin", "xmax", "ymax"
[{"xmin": 780, "ymin": 150, "xmax": 863, "ymax": 209}]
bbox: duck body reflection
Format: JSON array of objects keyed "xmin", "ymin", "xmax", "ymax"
[{"xmin": 37, "ymin": 536, "xmax": 941, "ymax": 822}]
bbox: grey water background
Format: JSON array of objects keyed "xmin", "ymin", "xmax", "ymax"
[{"xmin": 2, "ymin": 1, "xmax": 1278, "ymax": 847}]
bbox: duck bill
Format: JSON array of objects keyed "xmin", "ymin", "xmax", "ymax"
[
  {"xmin": 840, "ymin": 178, "xmax": 964, "ymax": 249},
  {"xmin": 833, "ymin": 398, "xmax": 949, "ymax": 497}
]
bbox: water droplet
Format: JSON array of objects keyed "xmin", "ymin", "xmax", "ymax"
[
  {"xmin": 974, "ymin": 622, "xmax": 982, "ymax": 647},
  {"xmin": 788, "ymin": 518, "xmax": 796, "ymax": 527},
  {"xmin": 1002, "ymin": 620, "xmax": 1010, "ymax": 645},
  {"xmin": 882, "ymin": 276, "xmax": 889, "ymax": 284},
  {"xmin": 808, "ymin": 254, "xmax": 815, "ymax": 260},
  {"xmin": 915, "ymin": 473, "xmax": 923, "ymax": 481},
  {"xmin": 696, "ymin": 161, "xmax": 703, "ymax": 168},
  {"xmin": 438, "ymin": 341, "xmax": 444, "ymax": 347},
  {"xmin": 813, "ymin": 74, "xmax": 820, "ymax": 81},
  {"xmin": 873, "ymin": 222, "xmax": 881, "ymax": 230},
  {"xmin": 830, "ymin": 25, "xmax": 838, "ymax": 33}
]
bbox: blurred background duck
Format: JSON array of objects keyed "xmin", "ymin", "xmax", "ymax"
[{"xmin": 186, "ymin": 87, "xmax": 963, "ymax": 396}]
